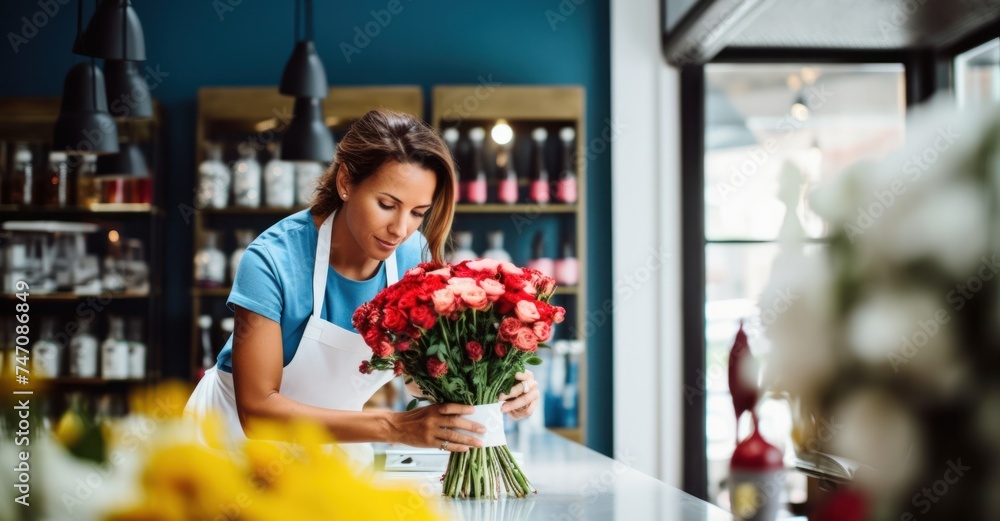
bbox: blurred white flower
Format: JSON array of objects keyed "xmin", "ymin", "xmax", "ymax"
[{"xmin": 846, "ymin": 290, "xmax": 940, "ymax": 363}]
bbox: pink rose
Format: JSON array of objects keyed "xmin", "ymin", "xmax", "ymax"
[
  {"xmin": 460, "ymin": 286, "xmax": 489, "ymax": 311},
  {"xmin": 405, "ymin": 267, "xmax": 425, "ymax": 277},
  {"xmin": 522, "ymin": 281, "xmax": 538, "ymax": 296},
  {"xmin": 478, "ymin": 278, "xmax": 506, "ymax": 302},
  {"xmin": 512, "ymin": 327, "xmax": 538, "ymax": 352},
  {"xmin": 540, "ymin": 276, "xmax": 556, "ymax": 295},
  {"xmin": 494, "ymin": 343, "xmax": 507, "ymax": 357},
  {"xmin": 466, "ymin": 258, "xmax": 501, "ymax": 274},
  {"xmin": 533, "ymin": 321, "xmax": 552, "ymax": 342},
  {"xmin": 427, "ymin": 358, "xmax": 448, "ymax": 379},
  {"xmin": 552, "ymin": 306, "xmax": 566, "ymax": 324},
  {"xmin": 447, "ymin": 277, "xmax": 478, "ymax": 288},
  {"xmin": 499, "ymin": 316, "xmax": 521, "ymax": 341},
  {"xmin": 500, "ymin": 262, "xmax": 524, "ymax": 276},
  {"xmin": 432, "ymin": 288, "xmax": 459, "ymax": 315},
  {"xmin": 427, "ymin": 268, "xmax": 451, "ymax": 277},
  {"xmin": 374, "ymin": 340, "xmax": 394, "ymax": 358},
  {"xmin": 515, "ymin": 300, "xmax": 541, "ymax": 323}
]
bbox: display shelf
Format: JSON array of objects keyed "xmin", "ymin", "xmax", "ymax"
[
  {"xmin": 40, "ymin": 377, "xmax": 148, "ymax": 387},
  {"xmin": 198, "ymin": 206, "xmax": 308, "ymax": 216},
  {"xmin": 191, "ymin": 287, "xmax": 231, "ymax": 298},
  {"xmin": 0, "ymin": 204, "xmax": 159, "ymax": 219},
  {"xmin": 432, "ymin": 85, "xmax": 588, "ymax": 445},
  {"xmin": 0, "ymin": 292, "xmax": 153, "ymax": 302}
]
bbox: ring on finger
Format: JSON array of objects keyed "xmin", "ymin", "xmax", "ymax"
[{"xmin": 440, "ymin": 440, "xmax": 449, "ymax": 451}]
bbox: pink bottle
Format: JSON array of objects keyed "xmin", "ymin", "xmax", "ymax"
[
  {"xmin": 556, "ymin": 127, "xmax": 578, "ymax": 204},
  {"xmin": 553, "ymin": 237, "xmax": 578, "ymax": 286},
  {"xmin": 529, "ymin": 128, "xmax": 550, "ymax": 204},
  {"xmin": 466, "ymin": 127, "xmax": 487, "ymax": 204},
  {"xmin": 525, "ymin": 231, "xmax": 555, "ymax": 278},
  {"xmin": 497, "ymin": 163, "xmax": 519, "ymax": 204}
]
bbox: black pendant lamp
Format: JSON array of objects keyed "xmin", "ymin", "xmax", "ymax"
[
  {"xmin": 279, "ymin": 0, "xmax": 327, "ymax": 99},
  {"xmin": 96, "ymin": 141, "xmax": 148, "ymax": 177},
  {"xmin": 282, "ymin": 97, "xmax": 335, "ymax": 163},
  {"xmin": 73, "ymin": 0, "xmax": 145, "ymax": 61},
  {"xmin": 105, "ymin": 60, "xmax": 152, "ymax": 119},
  {"xmin": 54, "ymin": 0, "xmax": 120, "ymax": 154}
]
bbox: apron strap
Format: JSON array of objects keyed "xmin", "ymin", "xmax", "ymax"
[{"xmin": 313, "ymin": 210, "xmax": 401, "ymax": 318}]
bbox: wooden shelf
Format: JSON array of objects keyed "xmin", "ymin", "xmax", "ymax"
[
  {"xmin": 0, "ymin": 204, "xmax": 159, "ymax": 220},
  {"xmin": 39, "ymin": 377, "xmax": 149, "ymax": 387},
  {"xmin": 191, "ymin": 287, "xmax": 231, "ymax": 297},
  {"xmin": 552, "ymin": 286, "xmax": 578, "ymax": 296},
  {"xmin": 1, "ymin": 292, "xmax": 152, "ymax": 302},
  {"xmin": 549, "ymin": 427, "xmax": 583, "ymax": 444},
  {"xmin": 198, "ymin": 206, "xmax": 306, "ymax": 216},
  {"xmin": 454, "ymin": 203, "xmax": 577, "ymax": 214}
]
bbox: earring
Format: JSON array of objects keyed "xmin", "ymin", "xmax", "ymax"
[{"xmin": 342, "ymin": 193, "xmax": 347, "ymax": 199}]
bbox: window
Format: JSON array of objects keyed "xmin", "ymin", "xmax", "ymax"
[
  {"xmin": 955, "ymin": 38, "xmax": 1000, "ymax": 108},
  {"xmin": 702, "ymin": 63, "xmax": 907, "ymax": 506}
]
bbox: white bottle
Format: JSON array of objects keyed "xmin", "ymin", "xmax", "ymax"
[
  {"xmin": 264, "ymin": 144, "xmax": 295, "ymax": 208},
  {"xmin": 127, "ymin": 317, "xmax": 146, "ymax": 379},
  {"xmin": 32, "ymin": 318, "xmax": 62, "ymax": 378},
  {"xmin": 196, "ymin": 144, "xmax": 231, "ymax": 209},
  {"xmin": 295, "ymin": 162, "xmax": 325, "ymax": 206},
  {"xmin": 229, "ymin": 229, "xmax": 255, "ymax": 284},
  {"xmin": 448, "ymin": 231, "xmax": 478, "ymax": 263},
  {"xmin": 232, "ymin": 145, "xmax": 262, "ymax": 208},
  {"xmin": 482, "ymin": 231, "xmax": 513, "ymax": 263},
  {"xmin": 197, "ymin": 315, "xmax": 214, "ymax": 380},
  {"xmin": 194, "ymin": 231, "xmax": 226, "ymax": 288},
  {"xmin": 69, "ymin": 320, "xmax": 99, "ymax": 378},
  {"xmin": 101, "ymin": 316, "xmax": 130, "ymax": 380}
]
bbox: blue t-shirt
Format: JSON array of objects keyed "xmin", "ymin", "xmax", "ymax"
[{"xmin": 216, "ymin": 209, "xmax": 428, "ymax": 373}]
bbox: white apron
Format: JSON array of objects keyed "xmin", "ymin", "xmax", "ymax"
[{"xmin": 184, "ymin": 210, "xmax": 397, "ymax": 469}]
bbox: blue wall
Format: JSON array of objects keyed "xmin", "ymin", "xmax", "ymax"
[{"xmin": 0, "ymin": 0, "xmax": 612, "ymax": 455}]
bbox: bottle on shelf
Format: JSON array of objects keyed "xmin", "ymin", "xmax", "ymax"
[
  {"xmin": 447, "ymin": 231, "xmax": 478, "ymax": 263},
  {"xmin": 6, "ymin": 144, "xmax": 32, "ymax": 206},
  {"xmin": 32, "ymin": 317, "xmax": 63, "ymax": 378},
  {"xmin": 230, "ymin": 229, "xmax": 255, "ymax": 284},
  {"xmin": 69, "ymin": 320, "xmax": 99, "ymax": 378},
  {"xmin": 295, "ymin": 161, "xmax": 325, "ymax": 206},
  {"xmin": 232, "ymin": 144, "xmax": 262, "ymax": 208},
  {"xmin": 196, "ymin": 143, "xmax": 231, "ymax": 209},
  {"xmin": 76, "ymin": 155, "xmax": 99, "ymax": 208},
  {"xmin": 482, "ymin": 231, "xmax": 512, "ymax": 263},
  {"xmin": 102, "ymin": 315, "xmax": 131, "ymax": 380},
  {"xmin": 103, "ymin": 237, "xmax": 126, "ymax": 293},
  {"xmin": 121, "ymin": 238, "xmax": 150, "ymax": 294},
  {"xmin": 465, "ymin": 127, "xmax": 487, "ymax": 204},
  {"xmin": 197, "ymin": 315, "xmax": 214, "ymax": 380},
  {"xmin": 194, "ymin": 230, "xmax": 226, "ymax": 288},
  {"xmin": 263, "ymin": 143, "xmax": 295, "ymax": 208},
  {"xmin": 496, "ymin": 142, "xmax": 519, "ymax": 205},
  {"xmin": 554, "ymin": 235, "xmax": 579, "ymax": 286},
  {"xmin": 530, "ymin": 128, "xmax": 550, "ymax": 204},
  {"xmin": 556, "ymin": 127, "xmax": 578, "ymax": 204},
  {"xmin": 526, "ymin": 231, "xmax": 555, "ymax": 278},
  {"xmin": 442, "ymin": 128, "xmax": 462, "ymax": 203},
  {"xmin": 41, "ymin": 151, "xmax": 71, "ymax": 207},
  {"xmin": 127, "ymin": 317, "xmax": 146, "ymax": 380}
]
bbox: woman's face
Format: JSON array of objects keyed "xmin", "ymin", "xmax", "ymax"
[{"xmin": 339, "ymin": 160, "xmax": 437, "ymax": 261}]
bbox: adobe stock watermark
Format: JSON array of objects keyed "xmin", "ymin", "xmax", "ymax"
[
  {"xmin": 213, "ymin": 0, "xmax": 245, "ymax": 21},
  {"xmin": 714, "ymin": 83, "xmax": 834, "ymax": 201},
  {"xmin": 440, "ymin": 75, "xmax": 503, "ymax": 125},
  {"xmin": 545, "ymin": 0, "xmax": 586, "ymax": 31},
  {"xmin": 568, "ymin": 246, "xmax": 671, "ymax": 339},
  {"xmin": 683, "ymin": 288, "xmax": 799, "ymax": 406},
  {"xmin": 877, "ymin": 0, "xmax": 930, "ymax": 40},
  {"xmin": 899, "ymin": 459, "xmax": 970, "ymax": 520},
  {"xmin": 7, "ymin": 0, "xmax": 71, "ymax": 54},
  {"xmin": 340, "ymin": 0, "xmax": 414, "ymax": 63},
  {"xmin": 844, "ymin": 126, "xmax": 960, "ymax": 243}
]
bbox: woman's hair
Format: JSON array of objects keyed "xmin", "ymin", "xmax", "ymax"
[{"xmin": 311, "ymin": 109, "xmax": 456, "ymax": 263}]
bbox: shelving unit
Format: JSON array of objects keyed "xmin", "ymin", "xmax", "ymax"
[
  {"xmin": 189, "ymin": 86, "xmax": 423, "ymax": 382},
  {"xmin": 432, "ymin": 85, "xmax": 588, "ymax": 444},
  {"xmin": 0, "ymin": 97, "xmax": 164, "ymax": 420}
]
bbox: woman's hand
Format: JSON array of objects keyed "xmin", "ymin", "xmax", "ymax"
[
  {"xmin": 499, "ymin": 370, "xmax": 540, "ymax": 420},
  {"xmin": 390, "ymin": 403, "xmax": 486, "ymax": 452}
]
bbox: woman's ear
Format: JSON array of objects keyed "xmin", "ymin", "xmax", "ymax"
[{"xmin": 335, "ymin": 164, "xmax": 350, "ymax": 199}]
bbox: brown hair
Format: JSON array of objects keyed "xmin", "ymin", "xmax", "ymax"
[{"xmin": 311, "ymin": 109, "xmax": 456, "ymax": 263}]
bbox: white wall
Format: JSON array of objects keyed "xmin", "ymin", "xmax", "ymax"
[{"xmin": 611, "ymin": 0, "xmax": 684, "ymax": 486}]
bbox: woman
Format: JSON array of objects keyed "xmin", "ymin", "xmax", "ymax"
[{"xmin": 184, "ymin": 109, "xmax": 539, "ymax": 467}]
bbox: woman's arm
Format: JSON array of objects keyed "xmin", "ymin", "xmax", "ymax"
[{"xmin": 230, "ymin": 305, "xmax": 486, "ymax": 450}]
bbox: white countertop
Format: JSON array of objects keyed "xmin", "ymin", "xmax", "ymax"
[{"xmin": 373, "ymin": 428, "xmax": 733, "ymax": 520}]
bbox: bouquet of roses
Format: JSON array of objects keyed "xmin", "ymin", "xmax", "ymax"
[{"xmin": 353, "ymin": 257, "xmax": 565, "ymax": 499}]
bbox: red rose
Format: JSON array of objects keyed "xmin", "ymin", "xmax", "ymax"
[
  {"xmin": 396, "ymin": 338, "xmax": 411, "ymax": 352},
  {"xmin": 512, "ymin": 327, "xmax": 538, "ymax": 352},
  {"xmin": 465, "ymin": 341, "xmax": 484, "ymax": 362},
  {"xmin": 494, "ymin": 343, "xmax": 507, "ymax": 357},
  {"xmin": 409, "ymin": 305, "xmax": 438, "ymax": 330},
  {"xmin": 393, "ymin": 359, "xmax": 404, "ymax": 376},
  {"xmin": 499, "ymin": 316, "xmax": 521, "ymax": 341},
  {"xmin": 399, "ymin": 293, "xmax": 418, "ymax": 312},
  {"xmin": 362, "ymin": 327, "xmax": 382, "ymax": 348},
  {"xmin": 427, "ymin": 358, "xmax": 448, "ymax": 378},
  {"xmin": 352, "ymin": 303, "xmax": 371, "ymax": 331},
  {"xmin": 533, "ymin": 321, "xmax": 552, "ymax": 342},
  {"xmin": 374, "ymin": 340, "xmax": 394, "ymax": 358},
  {"xmin": 359, "ymin": 360, "xmax": 374, "ymax": 375},
  {"xmin": 382, "ymin": 308, "xmax": 408, "ymax": 332}
]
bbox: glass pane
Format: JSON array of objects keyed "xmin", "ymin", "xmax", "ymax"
[
  {"xmin": 705, "ymin": 64, "xmax": 906, "ymax": 240},
  {"xmin": 955, "ymin": 38, "xmax": 1000, "ymax": 108}
]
